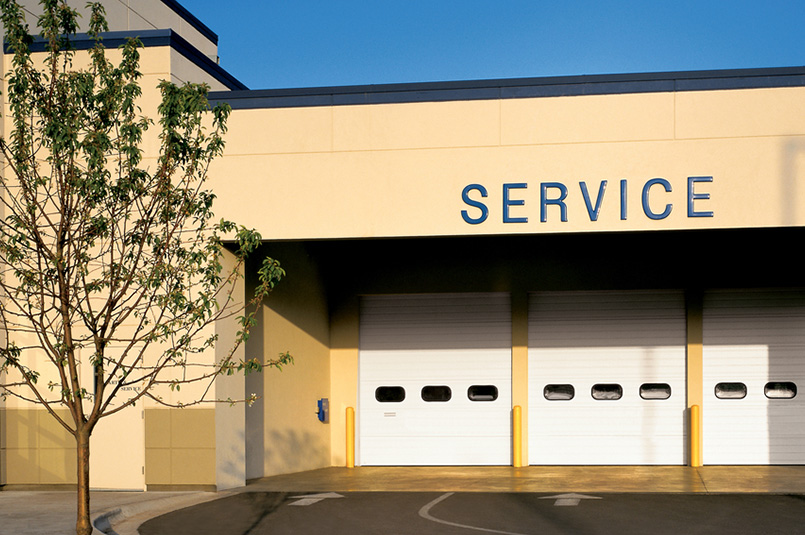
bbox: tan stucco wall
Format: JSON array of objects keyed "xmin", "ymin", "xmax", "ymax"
[
  {"xmin": 686, "ymin": 290, "xmax": 705, "ymax": 461},
  {"xmin": 0, "ymin": 407, "xmax": 5, "ymax": 485},
  {"xmin": 169, "ymin": 48, "xmax": 232, "ymax": 91},
  {"xmin": 3, "ymin": 44, "xmax": 181, "ymax": 174},
  {"xmin": 329, "ymin": 296, "xmax": 359, "ymax": 467},
  {"xmin": 0, "ymin": 41, "xmax": 241, "ymax": 487},
  {"xmin": 209, "ymin": 86, "xmax": 805, "ymax": 240},
  {"xmin": 511, "ymin": 291, "xmax": 529, "ymax": 466},
  {"xmin": 244, "ymin": 243, "xmax": 331, "ymax": 478}
]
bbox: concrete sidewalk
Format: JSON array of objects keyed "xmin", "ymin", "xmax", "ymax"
[
  {"xmin": 0, "ymin": 489, "xmax": 218, "ymax": 535},
  {"xmin": 4, "ymin": 466, "xmax": 805, "ymax": 534}
]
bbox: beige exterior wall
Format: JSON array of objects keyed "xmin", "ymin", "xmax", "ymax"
[
  {"xmin": 214, "ymin": 249, "xmax": 247, "ymax": 490},
  {"xmin": 0, "ymin": 25, "xmax": 240, "ymax": 487},
  {"xmin": 142, "ymin": 248, "xmax": 246, "ymax": 490},
  {"xmin": 169, "ymin": 48, "xmax": 232, "ymax": 91},
  {"xmin": 511, "ymin": 292, "xmax": 529, "ymax": 466},
  {"xmin": 208, "ymin": 86, "xmax": 805, "ymax": 240},
  {"xmin": 0, "ymin": 407, "xmax": 5, "ymax": 486},
  {"xmin": 329, "ymin": 296, "xmax": 359, "ymax": 467},
  {"xmin": 245, "ymin": 243, "xmax": 332, "ymax": 478},
  {"xmin": 686, "ymin": 290, "xmax": 705, "ymax": 462}
]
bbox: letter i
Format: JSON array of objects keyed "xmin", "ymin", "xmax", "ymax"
[{"xmin": 620, "ymin": 179, "xmax": 627, "ymax": 220}]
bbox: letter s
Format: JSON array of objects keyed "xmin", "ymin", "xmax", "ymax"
[{"xmin": 461, "ymin": 184, "xmax": 489, "ymax": 224}]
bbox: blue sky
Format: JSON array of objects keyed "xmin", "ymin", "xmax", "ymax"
[{"xmin": 184, "ymin": 1, "xmax": 805, "ymax": 90}]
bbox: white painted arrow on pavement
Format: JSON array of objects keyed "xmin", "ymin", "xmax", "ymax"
[
  {"xmin": 288, "ymin": 492, "xmax": 344, "ymax": 506},
  {"xmin": 539, "ymin": 493, "xmax": 602, "ymax": 506}
]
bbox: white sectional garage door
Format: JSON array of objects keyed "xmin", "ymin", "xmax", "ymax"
[
  {"xmin": 528, "ymin": 290, "xmax": 687, "ymax": 465},
  {"xmin": 703, "ymin": 289, "xmax": 805, "ymax": 465},
  {"xmin": 359, "ymin": 293, "xmax": 512, "ymax": 465}
]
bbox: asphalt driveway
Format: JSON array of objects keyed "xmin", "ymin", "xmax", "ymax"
[{"xmin": 138, "ymin": 491, "xmax": 805, "ymax": 535}]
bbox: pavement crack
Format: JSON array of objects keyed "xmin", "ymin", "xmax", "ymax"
[
  {"xmin": 695, "ymin": 467, "xmax": 709, "ymax": 494},
  {"xmin": 242, "ymin": 492, "xmax": 288, "ymax": 535}
]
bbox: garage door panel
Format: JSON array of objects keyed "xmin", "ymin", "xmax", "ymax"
[
  {"xmin": 530, "ymin": 348, "xmax": 685, "ymax": 375},
  {"xmin": 531, "ymin": 437, "xmax": 684, "ymax": 465},
  {"xmin": 359, "ymin": 293, "xmax": 512, "ymax": 466},
  {"xmin": 703, "ymin": 289, "xmax": 805, "ymax": 465},
  {"xmin": 360, "ymin": 295, "xmax": 511, "ymax": 351},
  {"xmin": 359, "ymin": 350, "xmax": 511, "ymax": 380},
  {"xmin": 362, "ymin": 406, "xmax": 511, "ymax": 435},
  {"xmin": 533, "ymin": 408, "xmax": 685, "ymax": 435},
  {"xmin": 529, "ymin": 290, "xmax": 687, "ymax": 465},
  {"xmin": 359, "ymin": 437, "xmax": 511, "ymax": 466}
]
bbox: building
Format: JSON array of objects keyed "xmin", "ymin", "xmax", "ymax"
[{"xmin": 2, "ymin": 0, "xmax": 805, "ymax": 490}]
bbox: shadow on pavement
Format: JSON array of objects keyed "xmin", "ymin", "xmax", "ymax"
[{"xmin": 138, "ymin": 492, "xmax": 288, "ymax": 535}]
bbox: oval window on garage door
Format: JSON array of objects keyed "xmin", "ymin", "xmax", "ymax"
[
  {"xmin": 375, "ymin": 386, "xmax": 405, "ymax": 402},
  {"xmin": 544, "ymin": 384, "xmax": 575, "ymax": 400},
  {"xmin": 422, "ymin": 385, "xmax": 452, "ymax": 402},
  {"xmin": 714, "ymin": 382, "xmax": 747, "ymax": 399},
  {"xmin": 765, "ymin": 381, "xmax": 797, "ymax": 399},
  {"xmin": 467, "ymin": 385, "xmax": 498, "ymax": 401},
  {"xmin": 591, "ymin": 384, "xmax": 623, "ymax": 400},
  {"xmin": 640, "ymin": 383, "xmax": 672, "ymax": 400}
]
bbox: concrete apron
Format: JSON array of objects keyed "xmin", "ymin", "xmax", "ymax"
[{"xmin": 246, "ymin": 466, "xmax": 805, "ymax": 494}]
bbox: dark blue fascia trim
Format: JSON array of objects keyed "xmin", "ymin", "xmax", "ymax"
[
  {"xmin": 159, "ymin": 0, "xmax": 218, "ymax": 45},
  {"xmin": 208, "ymin": 66, "xmax": 805, "ymax": 109},
  {"xmin": 163, "ymin": 30, "xmax": 247, "ymax": 90},
  {"xmin": 5, "ymin": 29, "xmax": 246, "ymax": 91}
]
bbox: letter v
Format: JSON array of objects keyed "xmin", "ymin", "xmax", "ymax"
[{"xmin": 580, "ymin": 180, "xmax": 607, "ymax": 221}]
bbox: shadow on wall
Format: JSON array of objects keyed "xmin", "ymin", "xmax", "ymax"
[
  {"xmin": 248, "ymin": 242, "xmax": 330, "ymax": 348},
  {"xmin": 265, "ymin": 429, "xmax": 328, "ymax": 475},
  {"xmin": 781, "ymin": 138, "xmax": 805, "ymax": 226},
  {"xmin": 5, "ymin": 409, "xmax": 77, "ymax": 485},
  {"xmin": 748, "ymin": 291, "xmax": 805, "ymax": 465},
  {"xmin": 218, "ymin": 429, "xmax": 247, "ymax": 489},
  {"xmin": 245, "ymin": 302, "xmax": 265, "ymax": 481}
]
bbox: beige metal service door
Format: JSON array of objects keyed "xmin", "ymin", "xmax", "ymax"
[
  {"xmin": 90, "ymin": 403, "xmax": 145, "ymax": 490},
  {"xmin": 82, "ymin": 347, "xmax": 145, "ymax": 490},
  {"xmin": 528, "ymin": 290, "xmax": 687, "ymax": 465},
  {"xmin": 359, "ymin": 293, "xmax": 512, "ymax": 466},
  {"xmin": 703, "ymin": 289, "xmax": 805, "ymax": 465}
]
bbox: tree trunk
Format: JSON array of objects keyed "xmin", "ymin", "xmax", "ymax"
[{"xmin": 76, "ymin": 430, "xmax": 92, "ymax": 535}]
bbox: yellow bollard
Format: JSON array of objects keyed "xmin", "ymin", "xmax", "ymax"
[
  {"xmin": 346, "ymin": 407, "xmax": 355, "ymax": 468},
  {"xmin": 690, "ymin": 404, "xmax": 702, "ymax": 467},
  {"xmin": 513, "ymin": 405, "xmax": 523, "ymax": 468}
]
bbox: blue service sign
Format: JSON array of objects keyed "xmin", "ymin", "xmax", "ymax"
[{"xmin": 461, "ymin": 176, "xmax": 713, "ymax": 224}]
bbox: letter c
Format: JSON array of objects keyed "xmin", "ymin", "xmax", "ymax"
[{"xmin": 642, "ymin": 178, "xmax": 672, "ymax": 220}]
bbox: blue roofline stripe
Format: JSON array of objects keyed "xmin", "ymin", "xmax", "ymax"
[
  {"xmin": 208, "ymin": 66, "xmax": 805, "ymax": 109},
  {"xmin": 4, "ymin": 29, "xmax": 246, "ymax": 91}
]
